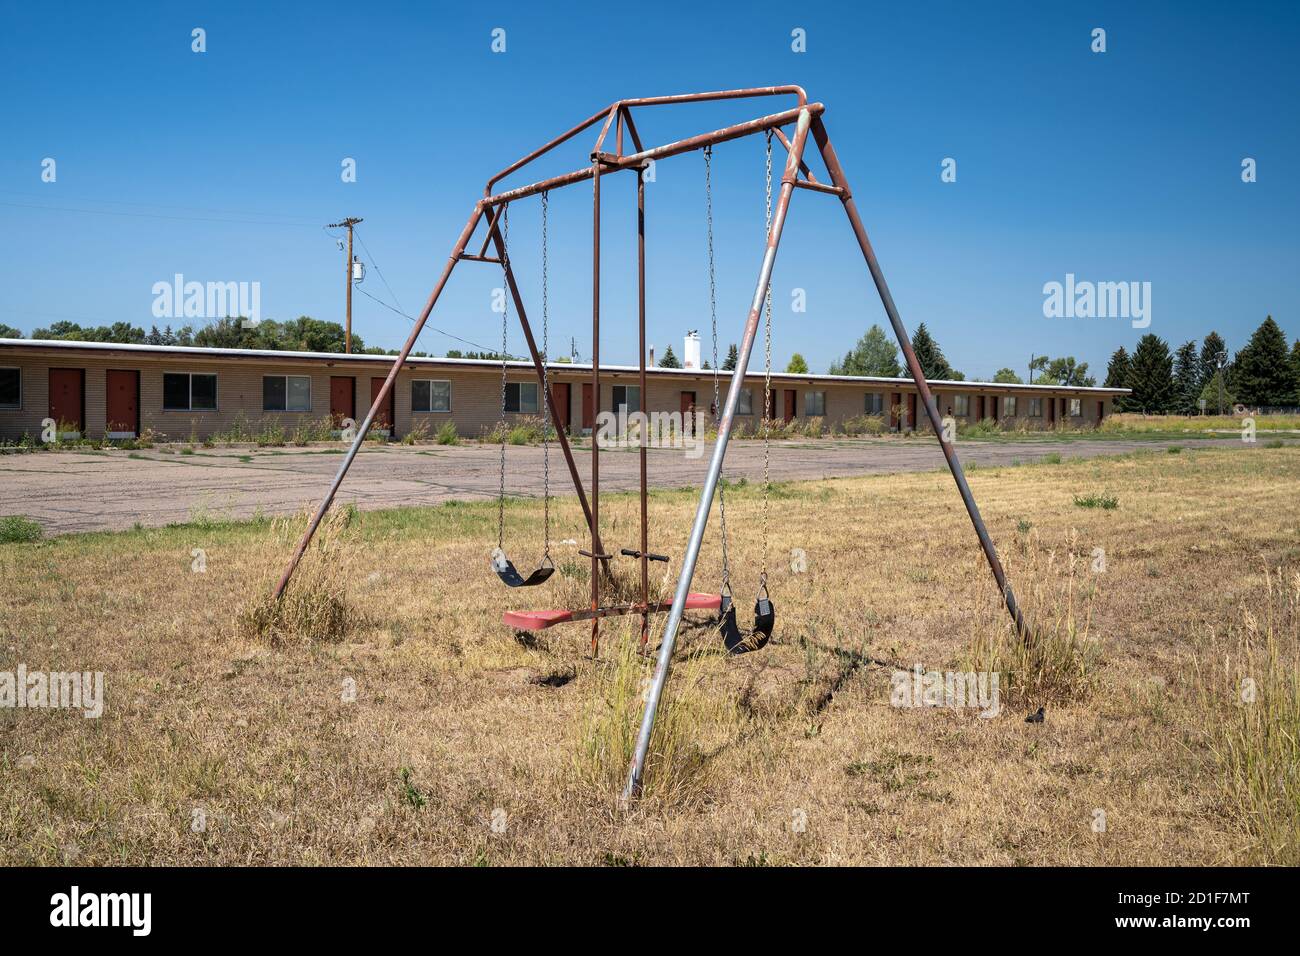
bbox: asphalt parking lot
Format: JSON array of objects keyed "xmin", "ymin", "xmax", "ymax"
[{"xmin": 0, "ymin": 436, "xmax": 1247, "ymax": 536}]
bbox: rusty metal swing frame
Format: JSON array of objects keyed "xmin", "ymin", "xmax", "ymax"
[{"xmin": 270, "ymin": 85, "xmax": 1032, "ymax": 801}]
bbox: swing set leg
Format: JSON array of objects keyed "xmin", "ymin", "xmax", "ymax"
[
  {"xmin": 810, "ymin": 115, "xmax": 1030, "ymax": 639},
  {"xmin": 623, "ymin": 108, "xmax": 815, "ymax": 802}
]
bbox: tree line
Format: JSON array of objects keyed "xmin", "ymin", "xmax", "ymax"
[
  {"xmin": 822, "ymin": 322, "xmax": 1097, "ymax": 386},
  {"xmin": 3, "ymin": 316, "xmax": 441, "ymax": 359},
  {"xmin": 1104, "ymin": 316, "xmax": 1300, "ymax": 412}
]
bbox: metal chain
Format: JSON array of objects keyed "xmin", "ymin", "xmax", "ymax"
[
  {"xmin": 760, "ymin": 131, "xmax": 773, "ymax": 591},
  {"xmin": 704, "ymin": 145, "xmax": 731, "ymax": 594},
  {"xmin": 497, "ymin": 204, "xmax": 509, "ymax": 551},
  {"xmin": 540, "ymin": 191, "xmax": 550, "ymax": 562}
]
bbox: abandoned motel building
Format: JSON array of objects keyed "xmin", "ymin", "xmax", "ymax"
[{"xmin": 0, "ymin": 335, "xmax": 1128, "ymax": 444}]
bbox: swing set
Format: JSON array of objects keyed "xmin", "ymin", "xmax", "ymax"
[{"xmin": 271, "ymin": 86, "xmax": 1033, "ymax": 802}]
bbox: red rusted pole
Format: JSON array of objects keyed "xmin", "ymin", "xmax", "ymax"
[
  {"xmin": 273, "ymin": 202, "xmax": 485, "ymax": 599},
  {"xmin": 809, "ymin": 115, "xmax": 1031, "ymax": 641},
  {"xmin": 484, "ymin": 219, "xmax": 609, "ymax": 570}
]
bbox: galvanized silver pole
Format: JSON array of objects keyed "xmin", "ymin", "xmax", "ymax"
[{"xmin": 623, "ymin": 110, "xmax": 812, "ymax": 802}]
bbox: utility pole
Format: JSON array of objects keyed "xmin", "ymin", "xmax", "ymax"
[
  {"xmin": 329, "ymin": 217, "xmax": 363, "ymax": 352},
  {"xmin": 1216, "ymin": 349, "xmax": 1228, "ymax": 416}
]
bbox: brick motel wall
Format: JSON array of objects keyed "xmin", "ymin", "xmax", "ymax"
[{"xmin": 0, "ymin": 347, "xmax": 1115, "ymax": 442}]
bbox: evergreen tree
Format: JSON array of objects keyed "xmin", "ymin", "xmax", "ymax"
[
  {"xmin": 1104, "ymin": 347, "xmax": 1131, "ymax": 411},
  {"xmin": 1125, "ymin": 334, "xmax": 1175, "ymax": 413},
  {"xmin": 829, "ymin": 324, "xmax": 901, "ymax": 377},
  {"xmin": 1232, "ymin": 315, "xmax": 1293, "ymax": 407},
  {"xmin": 721, "ymin": 344, "xmax": 738, "ymax": 371},
  {"xmin": 1200, "ymin": 369, "xmax": 1235, "ymax": 414},
  {"xmin": 992, "ymin": 368, "xmax": 1023, "ymax": 384},
  {"xmin": 658, "ymin": 344, "xmax": 682, "ymax": 368},
  {"xmin": 0, "ymin": 323, "xmax": 22, "ymax": 339},
  {"xmin": 786, "ymin": 353, "xmax": 809, "ymax": 374},
  {"xmin": 910, "ymin": 323, "xmax": 956, "ymax": 380},
  {"xmin": 1291, "ymin": 339, "xmax": 1300, "ymax": 405},
  {"xmin": 1172, "ymin": 340, "xmax": 1201, "ymax": 414},
  {"xmin": 1198, "ymin": 331, "xmax": 1227, "ymax": 391}
]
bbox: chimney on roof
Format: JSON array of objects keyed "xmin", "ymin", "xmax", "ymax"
[
  {"xmin": 648, "ymin": 344, "xmax": 655, "ymax": 367},
  {"xmin": 684, "ymin": 330, "xmax": 701, "ymax": 370}
]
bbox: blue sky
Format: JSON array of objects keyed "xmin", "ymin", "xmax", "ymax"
[{"xmin": 2, "ymin": 0, "xmax": 1297, "ymax": 380}]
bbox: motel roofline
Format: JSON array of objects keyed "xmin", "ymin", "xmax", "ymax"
[{"xmin": 0, "ymin": 338, "xmax": 1131, "ymax": 396}]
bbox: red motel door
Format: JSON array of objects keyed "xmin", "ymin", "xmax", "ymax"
[
  {"xmin": 105, "ymin": 369, "xmax": 138, "ymax": 434},
  {"xmin": 48, "ymin": 368, "xmax": 84, "ymax": 431},
  {"xmin": 330, "ymin": 376, "xmax": 355, "ymax": 425},
  {"xmin": 550, "ymin": 382, "xmax": 571, "ymax": 431}
]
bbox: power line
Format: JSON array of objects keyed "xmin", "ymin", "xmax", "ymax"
[
  {"xmin": 353, "ymin": 287, "xmax": 509, "ymax": 358},
  {"xmin": 345, "ymin": 225, "xmax": 512, "ymax": 358},
  {"xmin": 352, "ymin": 228, "xmax": 405, "ymax": 316}
]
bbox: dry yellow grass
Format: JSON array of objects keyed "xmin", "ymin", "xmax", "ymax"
[{"xmin": 1, "ymin": 444, "xmax": 1297, "ymax": 865}]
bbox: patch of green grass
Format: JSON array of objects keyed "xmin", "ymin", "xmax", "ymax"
[
  {"xmin": 1167, "ymin": 446, "xmax": 1183, "ymax": 454},
  {"xmin": 1042, "ymin": 452, "xmax": 1062, "ymax": 465},
  {"xmin": 1073, "ymin": 492, "xmax": 1119, "ymax": 510},
  {"xmin": 398, "ymin": 767, "xmax": 427, "ymax": 809},
  {"xmin": 0, "ymin": 515, "xmax": 43, "ymax": 543}
]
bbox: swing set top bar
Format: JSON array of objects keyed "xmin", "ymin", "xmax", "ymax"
[{"xmin": 482, "ymin": 86, "xmax": 823, "ymax": 206}]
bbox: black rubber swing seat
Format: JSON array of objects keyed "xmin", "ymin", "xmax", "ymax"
[
  {"xmin": 492, "ymin": 549, "xmax": 555, "ymax": 588},
  {"xmin": 718, "ymin": 591, "xmax": 775, "ymax": 655}
]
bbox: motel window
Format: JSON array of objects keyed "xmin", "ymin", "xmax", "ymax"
[
  {"xmin": 1003, "ymin": 396, "xmax": 1017, "ymax": 416},
  {"xmin": 1069, "ymin": 398, "xmax": 1082, "ymax": 417},
  {"xmin": 865, "ymin": 392, "xmax": 884, "ymax": 415},
  {"xmin": 262, "ymin": 375, "xmax": 311, "ymax": 412},
  {"xmin": 612, "ymin": 385, "xmax": 642, "ymax": 413},
  {"xmin": 0, "ymin": 367, "xmax": 19, "ymax": 409},
  {"xmin": 806, "ymin": 391, "xmax": 826, "ymax": 417},
  {"xmin": 733, "ymin": 388, "xmax": 754, "ymax": 415},
  {"xmin": 1028, "ymin": 397, "xmax": 1042, "ymax": 417},
  {"xmin": 504, "ymin": 381, "xmax": 539, "ymax": 414},
  {"xmin": 411, "ymin": 380, "xmax": 451, "ymax": 413},
  {"xmin": 953, "ymin": 395, "xmax": 970, "ymax": 417},
  {"xmin": 163, "ymin": 372, "xmax": 217, "ymax": 411}
]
